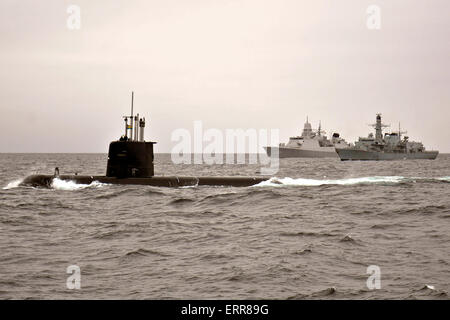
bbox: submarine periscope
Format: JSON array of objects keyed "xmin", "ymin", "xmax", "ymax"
[{"xmin": 21, "ymin": 93, "xmax": 269, "ymax": 188}]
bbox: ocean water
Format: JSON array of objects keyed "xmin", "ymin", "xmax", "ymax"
[{"xmin": 0, "ymin": 153, "xmax": 449, "ymax": 299}]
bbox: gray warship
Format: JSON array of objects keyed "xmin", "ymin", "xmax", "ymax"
[
  {"xmin": 264, "ymin": 118, "xmax": 350, "ymax": 158},
  {"xmin": 336, "ymin": 114, "xmax": 439, "ymax": 161}
]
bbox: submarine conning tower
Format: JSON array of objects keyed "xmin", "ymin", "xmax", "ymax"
[{"xmin": 106, "ymin": 92, "xmax": 156, "ymax": 178}]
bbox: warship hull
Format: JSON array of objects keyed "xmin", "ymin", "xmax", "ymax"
[
  {"xmin": 336, "ymin": 148, "xmax": 439, "ymax": 161},
  {"xmin": 264, "ymin": 146, "xmax": 338, "ymax": 158},
  {"xmin": 21, "ymin": 174, "xmax": 269, "ymax": 188}
]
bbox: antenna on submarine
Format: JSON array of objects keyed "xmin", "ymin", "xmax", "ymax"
[
  {"xmin": 122, "ymin": 91, "xmax": 135, "ymax": 140},
  {"xmin": 130, "ymin": 91, "xmax": 134, "ymax": 140},
  {"xmin": 131, "ymin": 91, "xmax": 134, "ymax": 120},
  {"xmin": 120, "ymin": 91, "xmax": 146, "ymax": 142}
]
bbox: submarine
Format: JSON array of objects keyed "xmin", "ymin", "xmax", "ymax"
[{"xmin": 21, "ymin": 93, "xmax": 269, "ymax": 188}]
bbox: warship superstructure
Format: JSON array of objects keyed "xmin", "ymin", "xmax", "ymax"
[
  {"xmin": 336, "ymin": 114, "xmax": 439, "ymax": 161},
  {"xmin": 264, "ymin": 118, "xmax": 349, "ymax": 158}
]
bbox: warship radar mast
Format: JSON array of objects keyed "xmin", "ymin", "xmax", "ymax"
[{"xmin": 370, "ymin": 113, "xmax": 390, "ymax": 143}]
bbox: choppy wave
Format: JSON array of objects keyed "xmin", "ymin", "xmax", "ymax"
[
  {"xmin": 124, "ymin": 248, "xmax": 168, "ymax": 258},
  {"xmin": 310, "ymin": 287, "xmax": 337, "ymax": 297},
  {"xmin": 411, "ymin": 284, "xmax": 449, "ymax": 298},
  {"xmin": 50, "ymin": 178, "xmax": 106, "ymax": 191},
  {"xmin": 254, "ymin": 176, "xmax": 450, "ymax": 187},
  {"xmin": 1, "ymin": 153, "xmax": 449, "ymax": 299}
]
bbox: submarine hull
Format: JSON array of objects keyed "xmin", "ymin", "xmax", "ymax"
[
  {"xmin": 336, "ymin": 148, "xmax": 439, "ymax": 161},
  {"xmin": 264, "ymin": 146, "xmax": 338, "ymax": 158},
  {"xmin": 21, "ymin": 175, "xmax": 269, "ymax": 188}
]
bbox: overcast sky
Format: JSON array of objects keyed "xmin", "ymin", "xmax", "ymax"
[{"xmin": 1, "ymin": 0, "xmax": 449, "ymax": 152}]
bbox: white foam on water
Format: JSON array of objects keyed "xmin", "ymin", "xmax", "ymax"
[
  {"xmin": 254, "ymin": 176, "xmax": 406, "ymax": 187},
  {"xmin": 179, "ymin": 180, "xmax": 200, "ymax": 189},
  {"xmin": 50, "ymin": 178, "xmax": 106, "ymax": 191},
  {"xmin": 2, "ymin": 179, "xmax": 23, "ymax": 190},
  {"xmin": 437, "ymin": 176, "xmax": 450, "ymax": 182}
]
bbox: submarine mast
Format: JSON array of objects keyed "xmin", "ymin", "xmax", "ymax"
[
  {"xmin": 130, "ymin": 91, "xmax": 134, "ymax": 140},
  {"xmin": 123, "ymin": 91, "xmax": 134, "ymax": 140}
]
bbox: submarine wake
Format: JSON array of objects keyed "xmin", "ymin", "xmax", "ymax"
[
  {"xmin": 2, "ymin": 179, "xmax": 23, "ymax": 190},
  {"xmin": 50, "ymin": 178, "xmax": 107, "ymax": 191},
  {"xmin": 2, "ymin": 178, "xmax": 107, "ymax": 190},
  {"xmin": 254, "ymin": 176, "xmax": 450, "ymax": 187}
]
